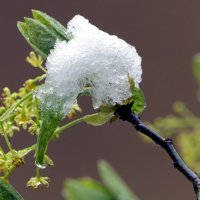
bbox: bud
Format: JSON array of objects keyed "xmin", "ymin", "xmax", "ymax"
[{"xmin": 27, "ymin": 176, "xmax": 50, "ymax": 189}]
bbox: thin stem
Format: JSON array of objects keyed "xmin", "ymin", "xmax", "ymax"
[
  {"xmin": 38, "ymin": 64, "xmax": 47, "ymax": 73},
  {"xmin": 3, "ymin": 172, "xmax": 9, "ymax": 181},
  {"xmin": 0, "ymin": 91, "xmax": 33, "ymax": 122},
  {"xmin": 2, "ymin": 144, "xmax": 36, "ymax": 180},
  {"xmin": 33, "ymin": 73, "xmax": 46, "ymax": 83},
  {"xmin": 21, "ymin": 144, "xmax": 36, "ymax": 155},
  {"xmin": 3, "ymin": 133, "xmax": 13, "ymax": 154},
  {"xmin": 116, "ymin": 105, "xmax": 200, "ymax": 200},
  {"xmin": 51, "ymin": 112, "xmax": 105, "ymax": 140},
  {"xmin": 0, "ymin": 146, "xmax": 6, "ymax": 159},
  {"xmin": 51, "ymin": 117, "xmax": 85, "ymax": 140},
  {"xmin": 36, "ymin": 167, "xmax": 40, "ymax": 179},
  {"xmin": 0, "ymin": 122, "xmax": 14, "ymax": 154}
]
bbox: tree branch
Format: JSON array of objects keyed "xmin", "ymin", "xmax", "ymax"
[{"xmin": 115, "ymin": 105, "xmax": 200, "ymax": 200}]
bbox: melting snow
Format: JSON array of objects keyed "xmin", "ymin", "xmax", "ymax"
[{"xmin": 36, "ymin": 15, "xmax": 142, "ymax": 117}]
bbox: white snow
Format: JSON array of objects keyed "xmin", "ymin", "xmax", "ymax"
[{"xmin": 36, "ymin": 15, "xmax": 142, "ymax": 117}]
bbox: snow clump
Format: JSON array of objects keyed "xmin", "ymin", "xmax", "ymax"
[{"xmin": 36, "ymin": 15, "xmax": 142, "ymax": 117}]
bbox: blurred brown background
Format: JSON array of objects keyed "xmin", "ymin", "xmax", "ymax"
[{"xmin": 0, "ymin": 0, "xmax": 200, "ymax": 199}]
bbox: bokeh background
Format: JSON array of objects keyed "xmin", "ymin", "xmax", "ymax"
[{"xmin": 0, "ymin": 0, "xmax": 200, "ymax": 199}]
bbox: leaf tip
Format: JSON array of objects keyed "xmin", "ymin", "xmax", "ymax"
[
  {"xmin": 97, "ymin": 159, "xmax": 110, "ymax": 173},
  {"xmin": 32, "ymin": 9, "xmax": 42, "ymax": 18}
]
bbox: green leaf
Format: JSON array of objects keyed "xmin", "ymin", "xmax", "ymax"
[
  {"xmin": 98, "ymin": 160, "xmax": 139, "ymax": 200},
  {"xmin": 17, "ymin": 22, "xmax": 47, "ymax": 59},
  {"xmin": 131, "ymin": 87, "xmax": 146, "ymax": 115},
  {"xmin": 128, "ymin": 77, "xmax": 146, "ymax": 115},
  {"xmin": 193, "ymin": 54, "xmax": 200, "ymax": 84},
  {"xmin": 64, "ymin": 178, "xmax": 113, "ymax": 200},
  {"xmin": 24, "ymin": 18, "xmax": 58, "ymax": 56},
  {"xmin": 32, "ymin": 10, "xmax": 71, "ymax": 41},
  {"xmin": 36, "ymin": 107, "xmax": 62, "ymax": 168},
  {"xmin": 83, "ymin": 109, "xmax": 114, "ymax": 126},
  {"xmin": 18, "ymin": 10, "xmax": 71, "ymax": 59},
  {"xmin": 79, "ymin": 178, "xmax": 112, "ymax": 195},
  {"xmin": 0, "ymin": 179, "xmax": 23, "ymax": 200}
]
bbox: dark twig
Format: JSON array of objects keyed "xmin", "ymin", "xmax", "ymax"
[{"xmin": 115, "ymin": 105, "xmax": 200, "ymax": 200}]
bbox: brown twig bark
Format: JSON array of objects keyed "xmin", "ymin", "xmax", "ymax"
[{"xmin": 116, "ymin": 105, "xmax": 200, "ymax": 200}]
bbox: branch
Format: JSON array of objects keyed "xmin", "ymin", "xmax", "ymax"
[{"xmin": 115, "ymin": 105, "xmax": 200, "ymax": 200}]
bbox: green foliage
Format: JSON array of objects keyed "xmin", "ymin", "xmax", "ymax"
[
  {"xmin": 17, "ymin": 10, "xmax": 72, "ymax": 168},
  {"xmin": 32, "ymin": 10, "xmax": 71, "ymax": 40},
  {"xmin": 0, "ymin": 146, "xmax": 34, "ymax": 178},
  {"xmin": 0, "ymin": 9, "xmax": 147, "ymax": 198},
  {"xmin": 193, "ymin": 54, "xmax": 200, "ymax": 100},
  {"xmin": 17, "ymin": 22, "xmax": 48, "ymax": 59},
  {"xmin": 177, "ymin": 131, "xmax": 200, "ymax": 171},
  {"xmin": 83, "ymin": 106, "xmax": 114, "ymax": 126},
  {"xmin": 131, "ymin": 88, "xmax": 146, "ymax": 115},
  {"xmin": 63, "ymin": 161, "xmax": 139, "ymax": 200},
  {"xmin": 17, "ymin": 10, "xmax": 146, "ymax": 169},
  {"xmin": 65, "ymin": 179, "xmax": 113, "ymax": 200},
  {"xmin": 148, "ymin": 102, "xmax": 198, "ymax": 137},
  {"xmin": 5, "ymin": 8, "xmax": 200, "ymax": 200},
  {"xmin": 0, "ymin": 179, "xmax": 23, "ymax": 200},
  {"xmin": 24, "ymin": 17, "xmax": 58, "ymax": 56},
  {"xmin": 98, "ymin": 160, "xmax": 139, "ymax": 200},
  {"xmin": 0, "ymin": 79, "xmax": 41, "ymax": 137},
  {"xmin": 17, "ymin": 10, "xmax": 70, "ymax": 59},
  {"xmin": 149, "ymin": 54, "xmax": 200, "ymax": 172},
  {"xmin": 150, "ymin": 103, "xmax": 200, "ymax": 173},
  {"xmin": 128, "ymin": 77, "xmax": 146, "ymax": 115},
  {"xmin": 193, "ymin": 54, "xmax": 200, "ymax": 85},
  {"xmin": 36, "ymin": 107, "xmax": 62, "ymax": 168}
]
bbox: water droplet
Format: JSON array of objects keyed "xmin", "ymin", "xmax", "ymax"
[{"xmin": 36, "ymin": 162, "xmax": 46, "ymax": 169}]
